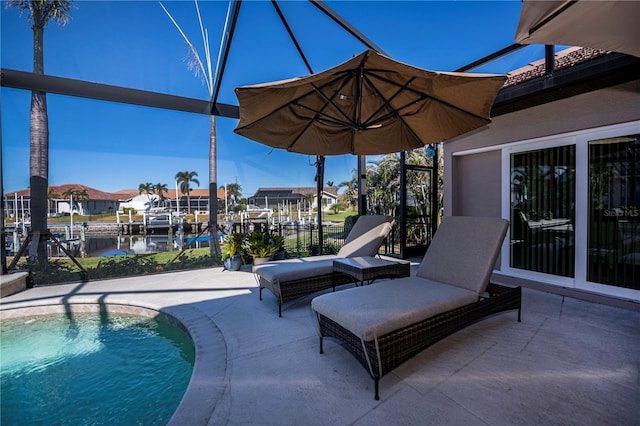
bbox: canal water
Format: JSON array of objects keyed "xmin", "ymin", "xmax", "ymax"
[{"xmin": 47, "ymin": 233, "xmax": 214, "ymax": 258}]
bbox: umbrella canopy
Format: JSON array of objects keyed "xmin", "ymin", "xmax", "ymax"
[
  {"xmin": 234, "ymin": 50, "xmax": 506, "ymax": 156},
  {"xmin": 515, "ymin": 0, "xmax": 640, "ymax": 58}
]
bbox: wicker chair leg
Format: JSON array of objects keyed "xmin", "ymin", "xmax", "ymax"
[
  {"xmin": 374, "ymin": 378, "xmax": 379, "ymax": 400},
  {"xmin": 259, "ymin": 287, "xmax": 263, "ymax": 300},
  {"xmin": 319, "ymin": 336, "xmax": 324, "ymax": 354},
  {"xmin": 278, "ymin": 302, "xmax": 282, "ymax": 318}
]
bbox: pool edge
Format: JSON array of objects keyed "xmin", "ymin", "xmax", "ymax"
[{"xmin": 0, "ymin": 301, "xmax": 227, "ymax": 426}]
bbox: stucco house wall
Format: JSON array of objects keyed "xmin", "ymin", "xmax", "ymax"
[
  {"xmin": 451, "ymin": 150, "xmax": 502, "ymax": 218},
  {"xmin": 442, "ymin": 80, "xmax": 640, "ymax": 303},
  {"xmin": 444, "ymin": 80, "xmax": 640, "ymax": 217}
]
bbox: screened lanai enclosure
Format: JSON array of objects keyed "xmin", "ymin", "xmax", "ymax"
[
  {"xmin": 3, "ymin": 0, "xmax": 637, "ymax": 295},
  {"xmin": 1, "ymin": 1, "xmax": 503, "ymax": 276}
]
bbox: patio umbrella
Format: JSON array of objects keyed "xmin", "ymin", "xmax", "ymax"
[
  {"xmin": 234, "ymin": 49, "xmax": 506, "ymax": 254},
  {"xmin": 514, "ymin": 0, "xmax": 640, "ymax": 58},
  {"xmin": 234, "ymin": 49, "xmax": 506, "ymax": 156}
]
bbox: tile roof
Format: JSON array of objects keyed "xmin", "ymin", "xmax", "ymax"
[
  {"xmin": 252, "ymin": 187, "xmax": 338, "ymax": 197},
  {"xmin": 7, "ymin": 184, "xmax": 135, "ymax": 201},
  {"xmin": 503, "ymin": 47, "xmax": 607, "ymax": 87},
  {"xmin": 6, "ymin": 186, "xmax": 227, "ymax": 201}
]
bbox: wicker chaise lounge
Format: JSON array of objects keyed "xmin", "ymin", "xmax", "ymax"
[
  {"xmin": 311, "ymin": 216, "xmax": 522, "ymax": 400},
  {"xmin": 253, "ymin": 215, "xmax": 394, "ymax": 317}
]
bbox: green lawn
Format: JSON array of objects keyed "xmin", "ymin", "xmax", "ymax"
[
  {"xmin": 321, "ymin": 209, "xmax": 357, "ymax": 222},
  {"xmin": 9, "ymin": 247, "xmax": 218, "ymax": 285}
]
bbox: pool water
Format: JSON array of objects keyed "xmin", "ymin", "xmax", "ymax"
[{"xmin": 1, "ymin": 311, "xmax": 195, "ymax": 425}]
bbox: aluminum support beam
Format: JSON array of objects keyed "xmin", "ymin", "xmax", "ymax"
[{"xmin": 1, "ymin": 68, "xmax": 239, "ymax": 119}]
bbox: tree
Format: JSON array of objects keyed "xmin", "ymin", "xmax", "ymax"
[
  {"xmin": 8, "ymin": 0, "xmax": 73, "ymax": 264},
  {"xmin": 161, "ymin": 0, "xmax": 224, "ymax": 257},
  {"xmin": 366, "ymin": 147, "xmax": 443, "ymax": 233},
  {"xmin": 338, "ymin": 172, "xmax": 358, "ymax": 211},
  {"xmin": 47, "ymin": 186, "xmax": 60, "ymax": 216},
  {"xmin": 61, "ymin": 187, "xmax": 89, "ymax": 215},
  {"xmin": 175, "ymin": 171, "xmax": 200, "ymax": 214},
  {"xmin": 367, "ymin": 154, "xmax": 401, "ymax": 216},
  {"xmin": 304, "ymin": 193, "xmax": 315, "ymax": 212},
  {"xmin": 138, "ymin": 182, "xmax": 154, "ymax": 207},
  {"xmin": 222, "ymin": 182, "xmax": 242, "ymax": 211},
  {"xmin": 153, "ymin": 182, "xmax": 168, "ymax": 208}
]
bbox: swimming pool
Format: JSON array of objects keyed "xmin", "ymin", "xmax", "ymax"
[{"xmin": 1, "ymin": 306, "xmax": 194, "ymax": 425}]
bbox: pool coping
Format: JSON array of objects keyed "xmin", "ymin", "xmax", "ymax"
[{"xmin": 0, "ymin": 298, "xmax": 227, "ymax": 426}]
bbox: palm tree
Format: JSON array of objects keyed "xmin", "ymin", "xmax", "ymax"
[
  {"xmin": 61, "ymin": 187, "xmax": 89, "ymax": 215},
  {"xmin": 61, "ymin": 187, "xmax": 87, "ymax": 238},
  {"xmin": 367, "ymin": 154, "xmax": 401, "ymax": 216},
  {"xmin": 138, "ymin": 182, "xmax": 153, "ymax": 199},
  {"xmin": 221, "ymin": 182, "xmax": 242, "ymax": 211},
  {"xmin": 47, "ymin": 187, "xmax": 60, "ymax": 216},
  {"xmin": 175, "ymin": 171, "xmax": 200, "ymax": 214},
  {"xmin": 153, "ymin": 182, "xmax": 168, "ymax": 208},
  {"xmin": 161, "ymin": 0, "xmax": 225, "ymax": 257},
  {"xmin": 338, "ymin": 172, "xmax": 358, "ymax": 211},
  {"xmin": 8, "ymin": 0, "xmax": 72, "ymax": 263},
  {"xmin": 366, "ymin": 148, "xmax": 442, "ymax": 240}
]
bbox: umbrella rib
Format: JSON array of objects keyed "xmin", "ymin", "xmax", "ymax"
[
  {"xmin": 293, "ymin": 71, "xmax": 351, "ymax": 110},
  {"xmin": 308, "ymin": 75, "xmax": 359, "ymax": 128},
  {"xmin": 277, "ymin": 70, "xmax": 357, "ymax": 129},
  {"xmin": 292, "ymin": 101, "xmax": 357, "ymax": 129},
  {"xmin": 366, "ymin": 71, "xmax": 490, "ymax": 122},
  {"xmin": 352, "ymin": 73, "xmax": 427, "ymax": 147},
  {"xmin": 354, "ymin": 73, "xmax": 431, "ymax": 147},
  {"xmin": 284, "ymin": 72, "xmax": 358, "ymax": 150},
  {"xmin": 529, "ymin": 0, "xmax": 577, "ymax": 36},
  {"xmin": 360, "ymin": 74, "xmax": 418, "ymax": 127}
]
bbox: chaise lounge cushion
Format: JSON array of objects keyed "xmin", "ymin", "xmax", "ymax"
[
  {"xmin": 253, "ymin": 215, "xmax": 394, "ymax": 284},
  {"xmin": 312, "ymin": 278, "xmax": 478, "ymax": 341},
  {"xmin": 336, "ymin": 215, "xmax": 395, "ymax": 258},
  {"xmin": 415, "ymin": 216, "xmax": 508, "ymax": 294},
  {"xmin": 252, "ymin": 255, "xmax": 337, "ymax": 284}
]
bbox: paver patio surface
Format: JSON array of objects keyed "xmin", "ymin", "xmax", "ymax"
[{"xmin": 1, "ymin": 262, "xmax": 639, "ymax": 425}]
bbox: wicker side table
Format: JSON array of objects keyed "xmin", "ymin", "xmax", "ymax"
[{"xmin": 333, "ymin": 256, "xmax": 411, "ymax": 286}]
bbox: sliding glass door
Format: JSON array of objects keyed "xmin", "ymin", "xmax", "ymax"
[
  {"xmin": 588, "ymin": 134, "xmax": 640, "ymax": 290},
  {"xmin": 510, "ymin": 145, "xmax": 576, "ymax": 277}
]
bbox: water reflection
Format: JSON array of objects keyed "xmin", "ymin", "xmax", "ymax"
[{"xmin": 48, "ymin": 233, "xmax": 211, "ymax": 258}]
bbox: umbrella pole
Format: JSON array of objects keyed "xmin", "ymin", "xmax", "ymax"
[
  {"xmin": 358, "ymin": 155, "xmax": 367, "ymax": 216},
  {"xmin": 316, "ymin": 155, "xmax": 324, "ymax": 255}
]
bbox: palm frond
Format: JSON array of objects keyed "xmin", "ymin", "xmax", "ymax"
[{"xmin": 160, "ymin": 1, "xmax": 210, "ymax": 92}]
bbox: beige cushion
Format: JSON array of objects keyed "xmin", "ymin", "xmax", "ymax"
[
  {"xmin": 252, "ymin": 255, "xmax": 337, "ymax": 284},
  {"xmin": 312, "ymin": 277, "xmax": 478, "ymax": 341},
  {"xmin": 416, "ymin": 216, "xmax": 508, "ymax": 295},
  {"xmin": 337, "ymin": 215, "xmax": 394, "ymax": 258},
  {"xmin": 254, "ymin": 215, "xmax": 393, "ymax": 285}
]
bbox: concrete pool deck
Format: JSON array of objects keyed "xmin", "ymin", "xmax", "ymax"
[{"xmin": 1, "ymin": 262, "xmax": 639, "ymax": 425}]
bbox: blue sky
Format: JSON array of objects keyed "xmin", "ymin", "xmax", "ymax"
[{"xmin": 1, "ymin": 0, "xmax": 544, "ymax": 198}]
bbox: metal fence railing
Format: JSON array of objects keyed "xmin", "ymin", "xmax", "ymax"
[
  {"xmin": 271, "ymin": 222, "xmax": 349, "ymax": 257},
  {"xmin": 272, "ymin": 221, "xmax": 397, "ymax": 257}
]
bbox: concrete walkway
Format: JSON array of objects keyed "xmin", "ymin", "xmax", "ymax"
[{"xmin": 1, "ymin": 264, "xmax": 639, "ymax": 426}]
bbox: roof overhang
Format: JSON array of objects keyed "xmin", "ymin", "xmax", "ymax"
[{"xmin": 491, "ymin": 52, "xmax": 640, "ymax": 117}]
